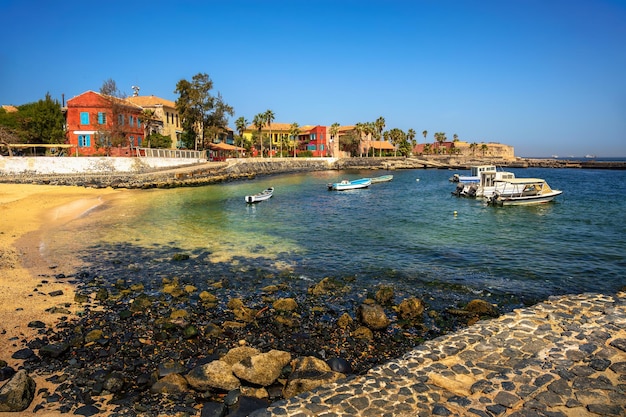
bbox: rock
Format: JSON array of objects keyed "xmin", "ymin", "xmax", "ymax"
[
  {"xmin": 227, "ymin": 395, "xmax": 270, "ymax": 417},
  {"xmin": 326, "ymin": 357, "xmax": 352, "ymax": 374},
  {"xmin": 375, "ymin": 285, "xmax": 394, "ymax": 305},
  {"xmin": 11, "ymin": 348, "xmax": 35, "ymax": 360},
  {"xmin": 337, "ymin": 313, "xmax": 353, "ymax": 329},
  {"xmin": 0, "ymin": 370, "xmax": 36, "ymax": 412},
  {"xmin": 357, "ymin": 303, "xmax": 390, "ymax": 330},
  {"xmin": 352, "ymin": 326, "xmax": 374, "ymax": 340},
  {"xmin": 465, "ymin": 299, "xmax": 498, "ymax": 317},
  {"xmin": 39, "ymin": 342, "xmax": 69, "ymax": 359},
  {"xmin": 27, "ymin": 320, "xmax": 46, "ymax": 328},
  {"xmin": 272, "ymin": 298, "xmax": 298, "ymax": 312},
  {"xmin": 157, "ymin": 361, "xmax": 186, "ymax": 377},
  {"xmin": 185, "ymin": 360, "xmax": 241, "ymax": 392},
  {"xmin": 150, "ymin": 373, "xmax": 188, "ymax": 394},
  {"xmin": 0, "ymin": 366, "xmax": 16, "ymax": 382},
  {"xmin": 308, "ymin": 277, "xmax": 342, "ymax": 296},
  {"xmin": 200, "ymin": 401, "xmax": 227, "ymax": 417},
  {"xmin": 232, "ymin": 350, "xmax": 291, "ymax": 387},
  {"xmin": 221, "ymin": 346, "xmax": 260, "ymax": 366},
  {"xmin": 283, "ymin": 356, "xmax": 346, "ymax": 399},
  {"xmin": 397, "ymin": 297, "xmax": 425, "ymax": 320}
]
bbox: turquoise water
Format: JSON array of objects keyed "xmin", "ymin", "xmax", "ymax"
[{"xmin": 44, "ymin": 167, "xmax": 626, "ymax": 308}]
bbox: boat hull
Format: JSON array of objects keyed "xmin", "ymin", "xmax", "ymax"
[
  {"xmin": 328, "ymin": 178, "xmax": 372, "ymax": 191},
  {"xmin": 245, "ymin": 188, "xmax": 274, "ymax": 203}
]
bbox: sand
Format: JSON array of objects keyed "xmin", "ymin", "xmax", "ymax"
[{"xmin": 0, "ymin": 184, "xmax": 121, "ymax": 416}]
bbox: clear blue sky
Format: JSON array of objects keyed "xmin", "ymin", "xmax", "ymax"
[{"xmin": 1, "ymin": 0, "xmax": 625, "ymax": 157}]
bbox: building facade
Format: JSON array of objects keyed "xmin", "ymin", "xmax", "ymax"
[
  {"xmin": 65, "ymin": 91, "xmax": 144, "ymax": 156},
  {"xmin": 126, "ymin": 95, "xmax": 183, "ymax": 149}
]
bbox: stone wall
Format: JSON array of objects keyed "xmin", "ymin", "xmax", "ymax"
[{"xmin": 0, "ymin": 156, "xmax": 204, "ymax": 175}]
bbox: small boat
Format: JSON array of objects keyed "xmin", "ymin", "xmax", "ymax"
[
  {"xmin": 486, "ymin": 178, "xmax": 562, "ymax": 206},
  {"xmin": 453, "ymin": 169, "xmax": 516, "ymax": 198},
  {"xmin": 245, "ymin": 187, "xmax": 274, "ymax": 203},
  {"xmin": 369, "ymin": 174, "xmax": 394, "ymax": 183},
  {"xmin": 327, "ymin": 178, "xmax": 372, "ymax": 191}
]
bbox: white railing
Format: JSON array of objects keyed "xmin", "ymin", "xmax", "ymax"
[{"xmin": 138, "ymin": 148, "xmax": 206, "ymax": 159}]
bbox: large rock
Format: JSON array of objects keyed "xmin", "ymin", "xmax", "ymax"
[
  {"xmin": 150, "ymin": 373, "xmax": 188, "ymax": 394},
  {"xmin": 221, "ymin": 346, "xmax": 260, "ymax": 366},
  {"xmin": 0, "ymin": 370, "xmax": 36, "ymax": 412},
  {"xmin": 186, "ymin": 360, "xmax": 241, "ymax": 392},
  {"xmin": 283, "ymin": 356, "xmax": 346, "ymax": 399},
  {"xmin": 397, "ymin": 297, "xmax": 425, "ymax": 320},
  {"xmin": 232, "ymin": 350, "xmax": 291, "ymax": 386},
  {"xmin": 357, "ymin": 302, "xmax": 390, "ymax": 330}
]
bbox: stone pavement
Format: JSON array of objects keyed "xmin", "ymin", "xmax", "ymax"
[{"xmin": 253, "ymin": 292, "xmax": 626, "ymax": 417}]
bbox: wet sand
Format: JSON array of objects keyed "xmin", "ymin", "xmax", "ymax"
[{"xmin": 0, "ymin": 184, "xmax": 121, "ymax": 416}]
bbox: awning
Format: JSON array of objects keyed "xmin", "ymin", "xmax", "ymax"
[
  {"xmin": 369, "ymin": 141, "xmax": 395, "ymax": 150},
  {"xmin": 209, "ymin": 142, "xmax": 245, "ymax": 151}
]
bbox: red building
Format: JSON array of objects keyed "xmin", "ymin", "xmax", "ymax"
[
  {"xmin": 300, "ymin": 125, "xmax": 329, "ymax": 157},
  {"xmin": 65, "ymin": 91, "xmax": 144, "ymax": 156}
]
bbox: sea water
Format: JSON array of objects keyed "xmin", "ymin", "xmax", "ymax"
[{"xmin": 41, "ymin": 167, "xmax": 626, "ymax": 309}]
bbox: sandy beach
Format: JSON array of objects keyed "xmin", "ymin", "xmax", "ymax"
[{"xmin": 0, "ymin": 184, "xmax": 120, "ymax": 416}]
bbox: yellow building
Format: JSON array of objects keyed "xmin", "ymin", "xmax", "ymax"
[{"xmin": 126, "ymin": 95, "xmax": 183, "ymax": 149}]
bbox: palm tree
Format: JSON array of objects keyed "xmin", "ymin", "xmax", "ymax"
[
  {"xmin": 354, "ymin": 122, "xmax": 365, "ymax": 157},
  {"xmin": 469, "ymin": 142, "xmax": 478, "ymax": 156},
  {"xmin": 375, "ymin": 116, "xmax": 385, "ymax": 157},
  {"xmin": 264, "ymin": 109, "xmax": 275, "ymax": 158},
  {"xmin": 453, "ymin": 133, "xmax": 459, "ymax": 142},
  {"xmin": 235, "ymin": 116, "xmax": 248, "ymax": 157},
  {"xmin": 141, "ymin": 109, "xmax": 158, "ymax": 148},
  {"xmin": 481, "ymin": 143, "xmax": 488, "ymax": 156},
  {"xmin": 407, "ymin": 129, "xmax": 416, "ymax": 155},
  {"xmin": 289, "ymin": 122, "xmax": 301, "ymax": 158},
  {"xmin": 253, "ymin": 113, "xmax": 265, "ymax": 157},
  {"xmin": 330, "ymin": 122, "xmax": 340, "ymax": 157},
  {"xmin": 422, "ymin": 130, "xmax": 428, "ymax": 142}
]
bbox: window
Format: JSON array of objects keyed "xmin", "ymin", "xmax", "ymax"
[
  {"xmin": 137, "ymin": 118, "xmax": 141, "ymax": 128},
  {"xmin": 78, "ymin": 134, "xmax": 91, "ymax": 147},
  {"xmin": 118, "ymin": 114, "xmax": 124, "ymax": 125},
  {"xmin": 176, "ymin": 114, "xmax": 179, "ymax": 127},
  {"xmin": 166, "ymin": 112, "xmax": 169, "ymax": 124},
  {"xmin": 311, "ymin": 133, "xmax": 316, "ymax": 140},
  {"xmin": 80, "ymin": 112, "xmax": 89, "ymax": 125},
  {"xmin": 97, "ymin": 112, "xmax": 106, "ymax": 124},
  {"xmin": 137, "ymin": 137, "xmax": 142, "ymax": 147},
  {"xmin": 129, "ymin": 116, "xmax": 134, "ymax": 127}
]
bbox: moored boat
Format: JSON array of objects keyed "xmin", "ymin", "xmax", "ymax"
[
  {"xmin": 369, "ymin": 174, "xmax": 394, "ymax": 183},
  {"xmin": 245, "ymin": 187, "xmax": 274, "ymax": 203},
  {"xmin": 327, "ymin": 178, "xmax": 372, "ymax": 191},
  {"xmin": 449, "ymin": 165, "xmax": 497, "ymax": 183},
  {"xmin": 486, "ymin": 178, "xmax": 562, "ymax": 206}
]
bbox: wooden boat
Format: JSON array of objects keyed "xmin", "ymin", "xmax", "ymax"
[
  {"xmin": 486, "ymin": 178, "xmax": 562, "ymax": 206},
  {"xmin": 327, "ymin": 178, "xmax": 371, "ymax": 191},
  {"xmin": 245, "ymin": 187, "xmax": 274, "ymax": 203},
  {"xmin": 369, "ymin": 174, "xmax": 394, "ymax": 183}
]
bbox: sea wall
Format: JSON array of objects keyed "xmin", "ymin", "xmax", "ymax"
[{"xmin": 0, "ymin": 156, "xmax": 203, "ymax": 175}]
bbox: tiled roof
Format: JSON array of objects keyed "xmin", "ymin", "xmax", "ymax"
[{"xmin": 126, "ymin": 95, "xmax": 177, "ymax": 108}]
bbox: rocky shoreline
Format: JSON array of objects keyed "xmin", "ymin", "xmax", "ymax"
[{"xmin": 1, "ymin": 253, "xmax": 504, "ymax": 416}]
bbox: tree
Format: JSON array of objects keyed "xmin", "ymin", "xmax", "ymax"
[
  {"xmin": 481, "ymin": 143, "xmax": 489, "ymax": 156},
  {"xmin": 422, "ymin": 130, "xmax": 428, "ymax": 142},
  {"xmin": 407, "ymin": 129, "xmax": 416, "ymax": 155},
  {"xmin": 264, "ymin": 109, "xmax": 275, "ymax": 158},
  {"xmin": 329, "ymin": 122, "xmax": 340, "ymax": 157},
  {"xmin": 146, "ymin": 133, "xmax": 172, "ymax": 148},
  {"xmin": 386, "ymin": 128, "xmax": 405, "ymax": 157},
  {"xmin": 354, "ymin": 122, "xmax": 366, "ymax": 157},
  {"xmin": 453, "ymin": 133, "xmax": 459, "ymax": 142},
  {"xmin": 97, "ymin": 79, "xmax": 132, "ymax": 151},
  {"xmin": 235, "ymin": 116, "xmax": 248, "ymax": 156},
  {"xmin": 374, "ymin": 116, "xmax": 386, "ymax": 157},
  {"xmin": 100, "ymin": 78, "xmax": 125, "ymax": 98},
  {"xmin": 289, "ymin": 122, "xmax": 301, "ymax": 157},
  {"xmin": 0, "ymin": 125, "xmax": 20, "ymax": 156},
  {"xmin": 253, "ymin": 113, "xmax": 266, "ymax": 157},
  {"xmin": 470, "ymin": 142, "xmax": 478, "ymax": 155},
  {"xmin": 174, "ymin": 73, "xmax": 232, "ymax": 151},
  {"xmin": 141, "ymin": 109, "xmax": 159, "ymax": 147},
  {"xmin": 16, "ymin": 93, "xmax": 65, "ymax": 144}
]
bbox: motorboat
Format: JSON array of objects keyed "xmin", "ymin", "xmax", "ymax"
[
  {"xmin": 449, "ymin": 165, "xmax": 497, "ymax": 183},
  {"xmin": 368, "ymin": 174, "xmax": 394, "ymax": 183},
  {"xmin": 328, "ymin": 178, "xmax": 371, "ymax": 191},
  {"xmin": 486, "ymin": 178, "xmax": 562, "ymax": 206},
  {"xmin": 245, "ymin": 187, "xmax": 274, "ymax": 203},
  {"xmin": 452, "ymin": 168, "xmax": 515, "ymax": 198}
]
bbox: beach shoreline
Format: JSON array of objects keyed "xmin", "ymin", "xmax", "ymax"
[{"xmin": 0, "ymin": 184, "xmax": 120, "ymax": 416}]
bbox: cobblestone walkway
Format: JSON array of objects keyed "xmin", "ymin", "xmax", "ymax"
[{"xmin": 253, "ymin": 292, "xmax": 626, "ymax": 416}]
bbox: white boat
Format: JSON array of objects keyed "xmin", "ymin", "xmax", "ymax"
[
  {"xmin": 486, "ymin": 178, "xmax": 562, "ymax": 206},
  {"xmin": 328, "ymin": 178, "xmax": 371, "ymax": 191},
  {"xmin": 449, "ymin": 165, "xmax": 497, "ymax": 183},
  {"xmin": 369, "ymin": 174, "xmax": 393, "ymax": 183},
  {"xmin": 245, "ymin": 187, "xmax": 274, "ymax": 203},
  {"xmin": 452, "ymin": 167, "xmax": 515, "ymax": 198}
]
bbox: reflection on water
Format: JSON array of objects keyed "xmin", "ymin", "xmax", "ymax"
[{"xmin": 41, "ymin": 168, "xmax": 626, "ymax": 303}]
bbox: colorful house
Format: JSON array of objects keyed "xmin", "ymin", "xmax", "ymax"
[
  {"xmin": 126, "ymin": 94, "xmax": 182, "ymax": 149},
  {"xmin": 65, "ymin": 91, "xmax": 144, "ymax": 156}
]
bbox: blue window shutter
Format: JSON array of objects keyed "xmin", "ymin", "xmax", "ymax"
[
  {"xmin": 80, "ymin": 112, "xmax": 89, "ymax": 125},
  {"xmin": 98, "ymin": 112, "xmax": 105, "ymax": 124},
  {"xmin": 86, "ymin": 135, "xmax": 91, "ymax": 147}
]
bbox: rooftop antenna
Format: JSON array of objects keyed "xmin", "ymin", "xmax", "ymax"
[{"xmin": 131, "ymin": 85, "xmax": 140, "ymax": 96}]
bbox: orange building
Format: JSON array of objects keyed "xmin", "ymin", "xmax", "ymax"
[{"xmin": 65, "ymin": 91, "xmax": 144, "ymax": 156}]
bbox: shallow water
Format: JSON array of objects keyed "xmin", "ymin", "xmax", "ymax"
[{"xmin": 42, "ymin": 167, "xmax": 626, "ymax": 309}]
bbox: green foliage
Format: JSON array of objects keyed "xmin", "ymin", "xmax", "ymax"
[
  {"xmin": 0, "ymin": 93, "xmax": 65, "ymax": 144},
  {"xmin": 146, "ymin": 133, "xmax": 172, "ymax": 149},
  {"xmin": 297, "ymin": 150, "xmax": 313, "ymax": 157}
]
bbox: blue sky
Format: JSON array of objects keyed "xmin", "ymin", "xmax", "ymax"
[{"xmin": 1, "ymin": 0, "xmax": 625, "ymax": 157}]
